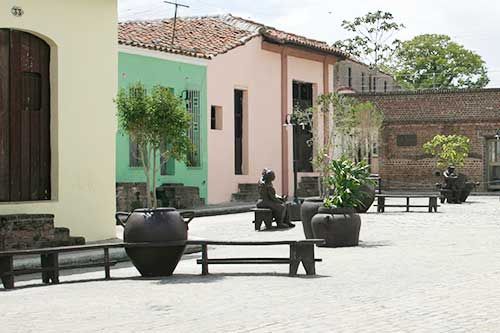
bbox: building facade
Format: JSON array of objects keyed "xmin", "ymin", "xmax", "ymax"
[
  {"xmin": 0, "ymin": 0, "xmax": 118, "ymax": 244},
  {"xmin": 116, "ymin": 47, "xmax": 208, "ymax": 210},
  {"xmin": 356, "ymin": 89, "xmax": 500, "ymax": 192},
  {"xmin": 119, "ymin": 14, "xmax": 348, "ymax": 204},
  {"xmin": 334, "ymin": 59, "xmax": 399, "ymax": 93}
]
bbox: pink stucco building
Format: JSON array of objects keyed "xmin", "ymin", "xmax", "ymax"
[{"xmin": 119, "ymin": 15, "xmax": 352, "ymax": 204}]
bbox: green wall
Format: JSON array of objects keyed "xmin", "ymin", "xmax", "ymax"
[{"xmin": 117, "ymin": 51, "xmax": 208, "ymax": 200}]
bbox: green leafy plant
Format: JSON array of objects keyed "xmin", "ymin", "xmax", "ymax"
[
  {"xmin": 115, "ymin": 81, "xmax": 192, "ymax": 208},
  {"xmin": 423, "ymin": 134, "xmax": 471, "ymax": 169},
  {"xmin": 323, "ymin": 157, "xmax": 372, "ymax": 208}
]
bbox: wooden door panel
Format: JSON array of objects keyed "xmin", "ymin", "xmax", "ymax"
[
  {"xmin": 0, "ymin": 29, "xmax": 9, "ymax": 201},
  {"xmin": 1, "ymin": 29, "xmax": 50, "ymax": 202}
]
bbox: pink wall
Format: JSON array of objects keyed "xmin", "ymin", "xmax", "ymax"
[
  {"xmin": 207, "ymin": 37, "xmax": 282, "ymax": 204},
  {"xmin": 207, "ymin": 38, "xmax": 337, "ymax": 203}
]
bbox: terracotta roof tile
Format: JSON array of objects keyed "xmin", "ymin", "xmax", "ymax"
[{"xmin": 118, "ymin": 14, "xmax": 348, "ymax": 59}]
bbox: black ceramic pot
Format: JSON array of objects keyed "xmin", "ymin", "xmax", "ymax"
[
  {"xmin": 311, "ymin": 206, "xmax": 361, "ymax": 247},
  {"xmin": 116, "ymin": 208, "xmax": 194, "ymax": 277},
  {"xmin": 356, "ymin": 183, "xmax": 376, "ymax": 213},
  {"xmin": 300, "ymin": 198, "xmax": 323, "ymax": 239}
]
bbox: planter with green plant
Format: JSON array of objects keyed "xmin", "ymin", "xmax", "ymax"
[
  {"xmin": 423, "ymin": 134, "xmax": 477, "ymax": 203},
  {"xmin": 115, "ymin": 82, "xmax": 195, "ymax": 276},
  {"xmin": 310, "ymin": 157, "xmax": 372, "ymax": 247},
  {"xmin": 297, "ymin": 94, "xmax": 382, "ymax": 238}
]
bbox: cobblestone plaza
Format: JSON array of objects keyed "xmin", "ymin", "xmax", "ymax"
[{"xmin": 2, "ymin": 196, "xmax": 500, "ymax": 332}]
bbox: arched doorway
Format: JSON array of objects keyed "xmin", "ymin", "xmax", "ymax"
[{"xmin": 0, "ymin": 29, "xmax": 51, "ymax": 201}]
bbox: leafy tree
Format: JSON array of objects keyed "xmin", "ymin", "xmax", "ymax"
[
  {"xmin": 393, "ymin": 34, "xmax": 489, "ymax": 89},
  {"xmin": 116, "ymin": 82, "xmax": 192, "ymax": 208},
  {"xmin": 423, "ymin": 134, "xmax": 471, "ymax": 169},
  {"xmin": 333, "ymin": 10, "xmax": 405, "ymax": 68}
]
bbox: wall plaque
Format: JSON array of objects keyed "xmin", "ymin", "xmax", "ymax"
[{"xmin": 397, "ymin": 134, "xmax": 417, "ymax": 147}]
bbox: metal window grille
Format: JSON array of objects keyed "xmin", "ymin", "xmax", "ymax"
[{"xmin": 185, "ymin": 90, "xmax": 201, "ymax": 167}]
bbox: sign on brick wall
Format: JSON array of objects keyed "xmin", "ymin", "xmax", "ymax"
[{"xmin": 397, "ymin": 134, "xmax": 417, "ymax": 147}]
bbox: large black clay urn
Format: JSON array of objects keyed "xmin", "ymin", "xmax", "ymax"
[{"xmin": 116, "ymin": 208, "xmax": 195, "ymax": 277}]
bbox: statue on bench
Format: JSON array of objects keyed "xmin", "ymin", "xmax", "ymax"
[
  {"xmin": 256, "ymin": 169, "xmax": 295, "ymax": 229},
  {"xmin": 437, "ymin": 165, "xmax": 478, "ymax": 204}
]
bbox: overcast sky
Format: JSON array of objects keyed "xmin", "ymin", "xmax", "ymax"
[{"xmin": 119, "ymin": 0, "xmax": 500, "ymax": 87}]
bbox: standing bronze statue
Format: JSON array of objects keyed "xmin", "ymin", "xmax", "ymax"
[
  {"xmin": 256, "ymin": 169, "xmax": 294, "ymax": 229},
  {"xmin": 442, "ymin": 165, "xmax": 460, "ymax": 203}
]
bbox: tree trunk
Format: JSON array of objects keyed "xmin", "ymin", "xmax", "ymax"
[
  {"xmin": 140, "ymin": 145, "xmax": 152, "ymax": 209},
  {"xmin": 152, "ymin": 148, "xmax": 158, "ymax": 208}
]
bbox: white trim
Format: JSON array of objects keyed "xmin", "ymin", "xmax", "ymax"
[{"xmin": 118, "ymin": 45, "xmax": 209, "ymax": 66}]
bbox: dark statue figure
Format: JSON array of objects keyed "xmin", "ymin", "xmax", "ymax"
[
  {"xmin": 256, "ymin": 169, "xmax": 295, "ymax": 229},
  {"xmin": 437, "ymin": 165, "xmax": 479, "ymax": 204},
  {"xmin": 443, "ymin": 165, "xmax": 460, "ymax": 203}
]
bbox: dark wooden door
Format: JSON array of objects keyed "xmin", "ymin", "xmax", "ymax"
[
  {"xmin": 292, "ymin": 81, "xmax": 313, "ymax": 172},
  {"xmin": 234, "ymin": 90, "xmax": 243, "ymax": 175},
  {"xmin": 0, "ymin": 29, "xmax": 51, "ymax": 202}
]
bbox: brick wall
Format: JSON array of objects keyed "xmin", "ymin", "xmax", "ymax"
[{"xmin": 355, "ymin": 89, "xmax": 500, "ymax": 191}]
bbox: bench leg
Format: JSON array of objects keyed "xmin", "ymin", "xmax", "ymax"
[
  {"xmin": 41, "ymin": 253, "xmax": 59, "ymax": 284},
  {"xmin": 430, "ymin": 197, "xmax": 438, "ymax": 212},
  {"xmin": 104, "ymin": 248, "xmax": 111, "ymax": 280},
  {"xmin": 201, "ymin": 244, "xmax": 209, "ymax": 275},
  {"xmin": 263, "ymin": 216, "xmax": 273, "ymax": 229},
  {"xmin": 0, "ymin": 256, "xmax": 14, "ymax": 289},
  {"xmin": 290, "ymin": 243, "xmax": 316, "ymax": 276},
  {"xmin": 377, "ymin": 197, "xmax": 385, "ymax": 213},
  {"xmin": 406, "ymin": 197, "xmax": 410, "ymax": 212}
]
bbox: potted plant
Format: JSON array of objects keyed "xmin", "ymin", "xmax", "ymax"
[
  {"xmin": 423, "ymin": 134, "xmax": 476, "ymax": 203},
  {"xmin": 115, "ymin": 81, "xmax": 194, "ymax": 276},
  {"xmin": 296, "ymin": 93, "xmax": 382, "ymax": 238},
  {"xmin": 310, "ymin": 157, "xmax": 372, "ymax": 247}
]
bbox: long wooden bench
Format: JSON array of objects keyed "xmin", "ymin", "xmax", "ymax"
[
  {"xmin": 0, "ymin": 243, "xmax": 126, "ymax": 289},
  {"xmin": 191, "ymin": 239, "xmax": 325, "ymax": 276},
  {"xmin": 1, "ymin": 239, "xmax": 325, "ymax": 289},
  {"xmin": 375, "ymin": 194, "xmax": 440, "ymax": 213}
]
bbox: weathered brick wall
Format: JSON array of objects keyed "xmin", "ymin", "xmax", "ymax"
[
  {"xmin": 0, "ymin": 214, "xmax": 85, "ymax": 250},
  {"xmin": 355, "ymin": 89, "xmax": 500, "ymax": 191},
  {"xmin": 116, "ymin": 183, "xmax": 148, "ymax": 212}
]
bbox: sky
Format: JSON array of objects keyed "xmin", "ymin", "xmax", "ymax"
[{"xmin": 119, "ymin": 0, "xmax": 500, "ymax": 87}]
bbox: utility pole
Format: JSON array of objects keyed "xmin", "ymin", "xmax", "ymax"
[{"xmin": 164, "ymin": 1, "xmax": 190, "ymax": 45}]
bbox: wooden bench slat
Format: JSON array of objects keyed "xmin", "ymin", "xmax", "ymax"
[
  {"xmin": 0, "ymin": 243, "xmax": 126, "ymax": 257},
  {"xmin": 196, "ymin": 258, "xmax": 323, "ymax": 265},
  {"xmin": 1, "ymin": 261, "xmax": 119, "ymax": 278},
  {"xmin": 375, "ymin": 205, "xmax": 440, "ymax": 208},
  {"xmin": 187, "ymin": 240, "xmax": 325, "ymax": 246}
]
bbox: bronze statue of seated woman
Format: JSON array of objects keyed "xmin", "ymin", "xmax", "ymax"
[{"xmin": 256, "ymin": 168, "xmax": 294, "ymax": 229}]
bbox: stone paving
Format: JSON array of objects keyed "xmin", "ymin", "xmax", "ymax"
[{"xmin": 2, "ymin": 196, "xmax": 500, "ymax": 332}]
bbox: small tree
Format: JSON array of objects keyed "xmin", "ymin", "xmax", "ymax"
[
  {"xmin": 116, "ymin": 82, "xmax": 192, "ymax": 208},
  {"xmin": 292, "ymin": 93, "xmax": 383, "ymax": 196},
  {"xmin": 423, "ymin": 134, "xmax": 471, "ymax": 169},
  {"xmin": 333, "ymin": 10, "xmax": 405, "ymax": 69}
]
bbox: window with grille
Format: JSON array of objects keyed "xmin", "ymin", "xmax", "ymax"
[
  {"xmin": 361, "ymin": 73, "xmax": 365, "ymax": 92},
  {"xmin": 185, "ymin": 90, "xmax": 201, "ymax": 167},
  {"xmin": 348, "ymin": 67, "xmax": 352, "ymax": 88},
  {"xmin": 129, "ymin": 138, "xmax": 142, "ymax": 167}
]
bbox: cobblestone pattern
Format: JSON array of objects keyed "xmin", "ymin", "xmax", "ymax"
[{"xmin": 2, "ymin": 197, "xmax": 500, "ymax": 332}]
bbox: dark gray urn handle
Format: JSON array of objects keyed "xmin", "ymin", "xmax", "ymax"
[
  {"xmin": 115, "ymin": 211, "xmax": 131, "ymax": 227},
  {"xmin": 180, "ymin": 211, "xmax": 196, "ymax": 228}
]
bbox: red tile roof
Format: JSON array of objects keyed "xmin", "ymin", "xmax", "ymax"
[{"xmin": 118, "ymin": 14, "xmax": 348, "ymax": 60}]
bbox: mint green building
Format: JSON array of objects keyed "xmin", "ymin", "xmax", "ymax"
[{"xmin": 116, "ymin": 48, "xmax": 208, "ymax": 206}]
